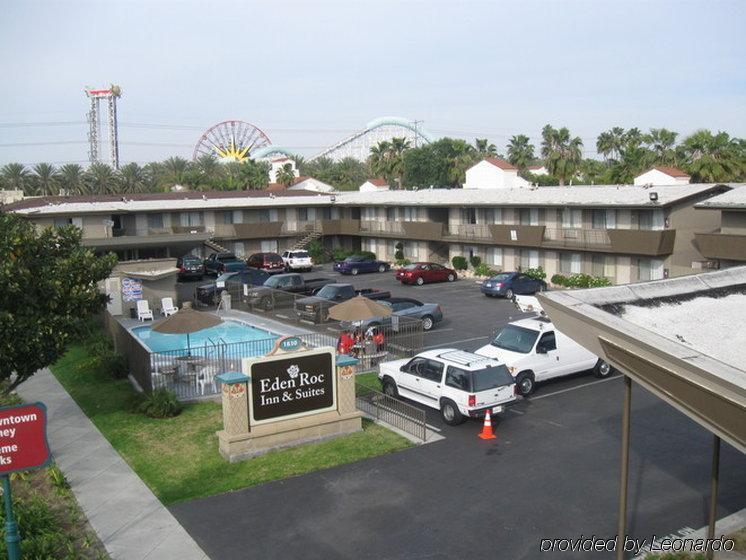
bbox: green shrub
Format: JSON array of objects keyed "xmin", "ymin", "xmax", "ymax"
[
  {"xmin": 48, "ymin": 465, "xmax": 70, "ymax": 494},
  {"xmin": 469, "ymin": 255, "xmax": 482, "ymax": 268},
  {"xmin": 523, "ymin": 266, "xmax": 546, "ymax": 281},
  {"xmin": 451, "ymin": 256, "xmax": 468, "ymax": 270},
  {"xmin": 474, "ymin": 263, "xmax": 496, "ymax": 277},
  {"xmin": 331, "ymin": 247, "xmax": 352, "ymax": 261},
  {"xmin": 395, "ymin": 258, "xmax": 411, "ymax": 267},
  {"xmin": 306, "ymin": 240, "xmax": 326, "ymax": 264},
  {"xmin": 551, "ymin": 273, "xmax": 567, "ymax": 286},
  {"xmin": 551, "ymin": 273, "xmax": 611, "ymax": 288},
  {"xmin": 138, "ymin": 389, "xmax": 182, "ymax": 419},
  {"xmin": 394, "ymin": 242, "xmax": 404, "ymax": 262}
]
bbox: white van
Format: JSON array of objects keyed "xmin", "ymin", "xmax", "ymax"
[
  {"xmin": 475, "ymin": 316, "xmax": 615, "ymax": 396},
  {"xmin": 378, "ymin": 349, "xmax": 517, "ymax": 425}
]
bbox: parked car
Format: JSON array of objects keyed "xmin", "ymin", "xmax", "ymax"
[
  {"xmin": 294, "ymin": 283, "xmax": 391, "ymax": 323},
  {"xmin": 176, "ymin": 255, "xmax": 204, "ymax": 281},
  {"xmin": 244, "ymin": 273, "xmax": 333, "ymax": 310},
  {"xmin": 281, "ymin": 250, "xmax": 313, "ymax": 272},
  {"xmin": 396, "ymin": 262, "xmax": 457, "ymax": 286},
  {"xmin": 195, "ymin": 269, "xmax": 270, "ymax": 306},
  {"xmin": 474, "ymin": 315, "xmax": 615, "ymax": 396},
  {"xmin": 203, "ymin": 252, "xmax": 248, "ymax": 276},
  {"xmin": 342, "ymin": 297, "xmax": 444, "ymax": 331},
  {"xmin": 247, "ymin": 252, "xmax": 286, "ymax": 274},
  {"xmin": 378, "ymin": 349, "xmax": 517, "ymax": 425},
  {"xmin": 334, "ymin": 255, "xmax": 390, "ymax": 275},
  {"xmin": 480, "ymin": 272, "xmax": 546, "ymax": 299}
]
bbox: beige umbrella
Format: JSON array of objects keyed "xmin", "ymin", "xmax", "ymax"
[
  {"xmin": 328, "ymin": 295, "xmax": 392, "ymax": 323},
  {"xmin": 151, "ymin": 301, "xmax": 223, "ymax": 355}
]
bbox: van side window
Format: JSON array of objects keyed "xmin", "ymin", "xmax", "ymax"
[
  {"xmin": 445, "ymin": 366, "xmax": 470, "ymax": 391},
  {"xmin": 537, "ymin": 332, "xmax": 557, "ymax": 352},
  {"xmin": 421, "ymin": 359, "xmax": 444, "ymax": 382}
]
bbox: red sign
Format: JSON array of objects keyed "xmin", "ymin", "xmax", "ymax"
[{"xmin": 0, "ymin": 403, "xmax": 51, "ymax": 474}]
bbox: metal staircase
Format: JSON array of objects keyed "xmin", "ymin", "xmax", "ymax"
[
  {"xmin": 293, "ymin": 224, "xmax": 323, "ymax": 249},
  {"xmin": 204, "ymin": 239, "xmax": 229, "ymax": 253}
]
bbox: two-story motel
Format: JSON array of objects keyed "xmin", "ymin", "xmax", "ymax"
[{"xmin": 3, "ymin": 177, "xmax": 741, "ymax": 285}]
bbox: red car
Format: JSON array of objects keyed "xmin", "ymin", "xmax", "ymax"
[
  {"xmin": 396, "ymin": 262, "xmax": 457, "ymax": 286},
  {"xmin": 247, "ymin": 252, "xmax": 285, "ymax": 274}
]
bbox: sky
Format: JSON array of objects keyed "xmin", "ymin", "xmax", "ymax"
[{"xmin": 1, "ymin": 0, "xmax": 745, "ymax": 167}]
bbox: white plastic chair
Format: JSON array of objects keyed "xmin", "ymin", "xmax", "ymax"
[
  {"xmin": 197, "ymin": 365, "xmax": 220, "ymax": 395},
  {"xmin": 161, "ymin": 297, "xmax": 177, "ymax": 317},
  {"xmin": 136, "ymin": 300, "xmax": 153, "ymax": 321}
]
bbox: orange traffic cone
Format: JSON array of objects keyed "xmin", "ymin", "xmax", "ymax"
[{"xmin": 478, "ymin": 410, "xmax": 497, "ymax": 440}]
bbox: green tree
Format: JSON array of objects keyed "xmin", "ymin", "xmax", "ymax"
[
  {"xmin": 0, "ymin": 163, "xmax": 32, "ymax": 193},
  {"xmin": 541, "ymin": 125, "xmax": 584, "ymax": 186},
  {"xmin": 402, "ymin": 137, "xmax": 475, "ymax": 188},
  {"xmin": 118, "ymin": 162, "xmax": 146, "ymax": 194},
  {"xmin": 369, "ymin": 140, "xmax": 392, "ymax": 180},
  {"xmin": 334, "ymin": 157, "xmax": 368, "ymax": 191},
  {"xmin": 59, "ymin": 164, "xmax": 85, "ymax": 195},
  {"xmin": 679, "ymin": 130, "xmax": 743, "ymax": 183},
  {"xmin": 276, "ymin": 163, "xmax": 296, "ymax": 187},
  {"xmin": 474, "ymin": 138, "xmax": 497, "ymax": 157},
  {"xmin": 388, "ymin": 137, "xmax": 411, "ymax": 188},
  {"xmin": 32, "ymin": 163, "xmax": 59, "ymax": 196},
  {"xmin": 194, "ymin": 154, "xmax": 224, "ymax": 190},
  {"xmin": 85, "ymin": 162, "xmax": 118, "ymax": 194},
  {"xmin": 0, "ymin": 213, "xmax": 117, "ymax": 393},
  {"xmin": 596, "ymin": 127, "xmax": 626, "ymax": 162},
  {"xmin": 507, "ymin": 134, "xmax": 536, "ymax": 171},
  {"xmin": 644, "ymin": 128, "xmax": 678, "ymax": 165},
  {"xmin": 160, "ymin": 156, "xmax": 191, "ymax": 187}
]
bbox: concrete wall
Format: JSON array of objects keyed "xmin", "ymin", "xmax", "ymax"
[
  {"xmin": 667, "ymin": 197, "xmax": 722, "ymax": 277},
  {"xmin": 634, "ymin": 169, "xmax": 690, "ymax": 186},
  {"xmin": 721, "ymin": 210, "xmax": 746, "ymax": 234}
]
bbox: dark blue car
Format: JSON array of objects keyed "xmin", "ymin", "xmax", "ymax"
[
  {"xmin": 481, "ymin": 272, "xmax": 547, "ymax": 299},
  {"xmin": 334, "ymin": 255, "xmax": 390, "ymax": 276}
]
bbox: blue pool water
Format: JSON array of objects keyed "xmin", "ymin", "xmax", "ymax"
[{"xmin": 133, "ymin": 320, "xmax": 277, "ymax": 354}]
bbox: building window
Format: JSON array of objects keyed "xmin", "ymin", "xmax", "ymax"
[
  {"xmin": 53, "ymin": 216, "xmax": 72, "ymax": 228},
  {"xmin": 591, "ymin": 210, "xmax": 607, "ymax": 229},
  {"xmin": 462, "ymin": 208, "xmax": 477, "ymax": 224},
  {"xmin": 260, "ymin": 239, "xmax": 278, "ymax": 253},
  {"xmin": 487, "ymin": 247, "xmax": 503, "ymax": 267},
  {"xmin": 219, "ymin": 211, "xmax": 233, "ymax": 225},
  {"xmin": 519, "ymin": 249, "xmax": 539, "ymax": 270},
  {"xmin": 560, "ymin": 252, "xmax": 582, "ymax": 274},
  {"xmin": 483, "ymin": 208, "xmax": 502, "ymax": 224},
  {"xmin": 591, "ymin": 255, "xmax": 615, "ymax": 278},
  {"xmin": 562, "ymin": 208, "xmax": 582, "ymax": 228},
  {"xmin": 638, "ymin": 258, "xmax": 664, "ymax": 281},
  {"xmin": 180, "ymin": 212, "xmax": 202, "ymax": 227},
  {"xmin": 258, "ymin": 210, "xmax": 271, "ymax": 223},
  {"xmin": 638, "ymin": 210, "xmax": 665, "ymax": 231},
  {"xmin": 519, "ymin": 208, "xmax": 538, "ymax": 226},
  {"xmin": 147, "ymin": 213, "xmax": 164, "ymax": 229},
  {"xmin": 403, "ymin": 207, "xmax": 417, "ymax": 221},
  {"xmin": 298, "ymin": 208, "xmax": 309, "ymax": 222}
]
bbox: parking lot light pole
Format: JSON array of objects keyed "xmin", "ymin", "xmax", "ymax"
[
  {"xmin": 706, "ymin": 434, "xmax": 720, "ymax": 560},
  {"xmin": 616, "ymin": 375, "xmax": 632, "ymax": 560}
]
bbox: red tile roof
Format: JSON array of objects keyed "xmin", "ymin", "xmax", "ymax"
[
  {"xmin": 367, "ymin": 178, "xmax": 389, "ymax": 187},
  {"xmin": 483, "ymin": 157, "xmax": 517, "ymax": 171},
  {"xmin": 653, "ymin": 166, "xmax": 690, "ymax": 178}
]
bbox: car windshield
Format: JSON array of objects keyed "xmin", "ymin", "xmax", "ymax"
[
  {"xmin": 183, "ymin": 256, "xmax": 200, "ymax": 264},
  {"xmin": 489, "ymin": 273, "xmax": 512, "ymax": 282},
  {"xmin": 491, "ymin": 325, "xmax": 539, "ymax": 353},
  {"xmin": 263, "ymin": 275, "xmax": 286, "ymax": 287},
  {"xmin": 218, "ymin": 254, "xmax": 237, "ymax": 261},
  {"xmin": 268, "ymin": 255, "xmax": 283, "ymax": 263},
  {"xmin": 315, "ymin": 285, "xmax": 339, "ymax": 298},
  {"xmin": 344, "ymin": 256, "xmax": 362, "ymax": 262},
  {"xmin": 292, "ymin": 251, "xmax": 309, "ymax": 258},
  {"xmin": 472, "ymin": 365, "xmax": 514, "ymax": 392},
  {"xmin": 401, "ymin": 264, "xmax": 417, "ymax": 270}
]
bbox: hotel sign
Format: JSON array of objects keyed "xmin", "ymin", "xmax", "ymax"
[
  {"xmin": 0, "ymin": 403, "xmax": 51, "ymax": 475},
  {"xmin": 247, "ymin": 348, "xmax": 336, "ymax": 424}
]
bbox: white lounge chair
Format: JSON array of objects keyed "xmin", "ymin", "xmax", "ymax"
[
  {"xmin": 136, "ymin": 300, "xmax": 154, "ymax": 321},
  {"xmin": 161, "ymin": 297, "xmax": 177, "ymax": 317},
  {"xmin": 196, "ymin": 365, "xmax": 220, "ymax": 395}
]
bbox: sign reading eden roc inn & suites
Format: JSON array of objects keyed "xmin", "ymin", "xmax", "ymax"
[
  {"xmin": 0, "ymin": 403, "xmax": 51, "ymax": 474},
  {"xmin": 249, "ymin": 350, "xmax": 335, "ymax": 423}
]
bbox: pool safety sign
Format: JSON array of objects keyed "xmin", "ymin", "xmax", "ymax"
[
  {"xmin": 121, "ymin": 277, "xmax": 143, "ymax": 302},
  {"xmin": 0, "ymin": 403, "xmax": 51, "ymax": 474},
  {"xmin": 247, "ymin": 348, "xmax": 336, "ymax": 424}
]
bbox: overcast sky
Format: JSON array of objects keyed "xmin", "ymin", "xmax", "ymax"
[{"xmin": 1, "ymin": 0, "xmax": 745, "ymax": 166}]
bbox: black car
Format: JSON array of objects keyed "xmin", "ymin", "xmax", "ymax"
[
  {"xmin": 195, "ymin": 269, "xmax": 271, "ymax": 306},
  {"xmin": 177, "ymin": 255, "xmax": 204, "ymax": 281}
]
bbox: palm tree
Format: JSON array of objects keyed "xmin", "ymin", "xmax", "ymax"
[
  {"xmin": 32, "ymin": 163, "xmax": 59, "ymax": 196},
  {"xmin": 679, "ymin": 129, "xmax": 741, "ymax": 183},
  {"xmin": 275, "ymin": 163, "xmax": 296, "ymax": 188},
  {"xmin": 59, "ymin": 164, "xmax": 85, "ymax": 195},
  {"xmin": 369, "ymin": 140, "xmax": 392, "ymax": 181},
  {"xmin": 84, "ymin": 162, "xmax": 118, "ymax": 194},
  {"xmin": 541, "ymin": 125, "xmax": 584, "ymax": 186},
  {"xmin": 160, "ymin": 156, "xmax": 190, "ymax": 187},
  {"xmin": 644, "ymin": 128, "xmax": 678, "ymax": 165},
  {"xmin": 388, "ymin": 137, "xmax": 411, "ymax": 188},
  {"xmin": 474, "ymin": 138, "xmax": 497, "ymax": 157},
  {"xmin": 118, "ymin": 163, "xmax": 145, "ymax": 193},
  {"xmin": 596, "ymin": 127, "xmax": 626, "ymax": 162},
  {"xmin": 0, "ymin": 163, "xmax": 32, "ymax": 194},
  {"xmin": 506, "ymin": 135, "xmax": 535, "ymax": 171},
  {"xmin": 194, "ymin": 154, "xmax": 223, "ymax": 189}
]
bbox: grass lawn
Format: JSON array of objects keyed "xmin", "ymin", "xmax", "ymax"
[
  {"xmin": 355, "ymin": 371, "xmax": 382, "ymax": 397},
  {"xmin": 51, "ymin": 344, "xmax": 411, "ymax": 505}
]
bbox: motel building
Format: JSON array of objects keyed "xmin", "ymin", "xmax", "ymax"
[{"xmin": 2, "ymin": 160, "xmax": 743, "ymax": 288}]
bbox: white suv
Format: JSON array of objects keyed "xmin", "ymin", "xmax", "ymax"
[
  {"xmin": 475, "ymin": 316, "xmax": 615, "ymax": 396},
  {"xmin": 281, "ymin": 250, "xmax": 313, "ymax": 272},
  {"xmin": 378, "ymin": 349, "xmax": 517, "ymax": 426}
]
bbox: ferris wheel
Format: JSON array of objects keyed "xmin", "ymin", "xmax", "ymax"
[{"xmin": 192, "ymin": 120, "xmax": 272, "ymax": 162}]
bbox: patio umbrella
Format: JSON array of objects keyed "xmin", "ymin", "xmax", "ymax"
[
  {"xmin": 151, "ymin": 301, "xmax": 223, "ymax": 355},
  {"xmin": 328, "ymin": 295, "xmax": 392, "ymax": 323}
]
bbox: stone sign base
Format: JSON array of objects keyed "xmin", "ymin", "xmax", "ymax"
[{"xmin": 218, "ymin": 410, "xmax": 362, "ymax": 462}]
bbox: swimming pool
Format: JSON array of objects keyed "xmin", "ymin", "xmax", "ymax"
[{"xmin": 133, "ymin": 320, "xmax": 277, "ymax": 354}]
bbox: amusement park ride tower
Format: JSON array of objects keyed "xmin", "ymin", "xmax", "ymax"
[{"xmin": 84, "ymin": 85, "xmax": 122, "ymax": 169}]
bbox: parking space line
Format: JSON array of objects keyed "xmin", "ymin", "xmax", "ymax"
[
  {"xmin": 530, "ymin": 376, "xmax": 621, "ymax": 400},
  {"xmin": 423, "ymin": 335, "xmax": 489, "ymax": 350}
]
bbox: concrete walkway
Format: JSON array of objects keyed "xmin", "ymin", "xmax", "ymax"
[{"xmin": 17, "ymin": 369, "xmax": 209, "ymax": 560}]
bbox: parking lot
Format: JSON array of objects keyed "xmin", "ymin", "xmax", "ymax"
[{"xmin": 173, "ymin": 265, "xmax": 746, "ymax": 559}]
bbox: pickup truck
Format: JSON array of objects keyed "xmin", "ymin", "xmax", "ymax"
[
  {"xmin": 378, "ymin": 349, "xmax": 517, "ymax": 426},
  {"xmin": 203, "ymin": 252, "xmax": 247, "ymax": 276},
  {"xmin": 475, "ymin": 314, "xmax": 616, "ymax": 396},
  {"xmin": 244, "ymin": 273, "xmax": 333, "ymax": 310},
  {"xmin": 294, "ymin": 283, "xmax": 391, "ymax": 323},
  {"xmin": 195, "ymin": 269, "xmax": 270, "ymax": 306}
]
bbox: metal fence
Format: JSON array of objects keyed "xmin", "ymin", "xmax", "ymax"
[{"xmin": 356, "ymin": 384, "xmax": 427, "ymax": 442}]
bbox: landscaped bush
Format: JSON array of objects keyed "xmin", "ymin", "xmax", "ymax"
[
  {"xmin": 138, "ymin": 389, "xmax": 182, "ymax": 419},
  {"xmin": 451, "ymin": 256, "xmax": 468, "ymax": 270},
  {"xmin": 80, "ymin": 332, "xmax": 128, "ymax": 379},
  {"xmin": 331, "ymin": 247, "xmax": 353, "ymax": 262},
  {"xmin": 306, "ymin": 240, "xmax": 327, "ymax": 264},
  {"xmin": 474, "ymin": 263, "xmax": 497, "ymax": 277},
  {"xmin": 523, "ymin": 266, "xmax": 546, "ymax": 281},
  {"xmin": 394, "ymin": 242, "xmax": 404, "ymax": 262},
  {"xmin": 47, "ymin": 465, "xmax": 70, "ymax": 494},
  {"xmin": 395, "ymin": 258, "xmax": 411, "ymax": 267},
  {"xmin": 469, "ymin": 255, "xmax": 482, "ymax": 268},
  {"xmin": 551, "ymin": 273, "xmax": 611, "ymax": 288}
]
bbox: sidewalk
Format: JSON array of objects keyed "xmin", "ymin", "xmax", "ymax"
[{"xmin": 17, "ymin": 369, "xmax": 209, "ymax": 560}]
